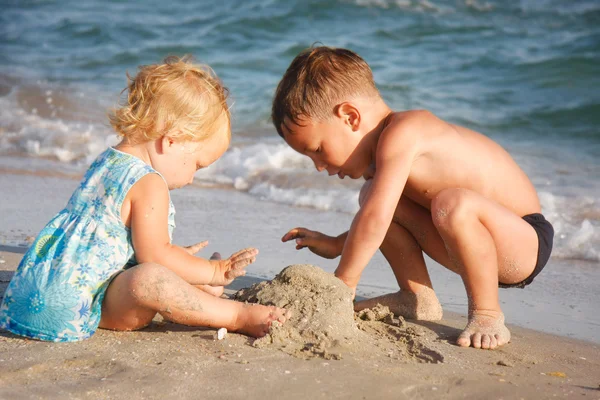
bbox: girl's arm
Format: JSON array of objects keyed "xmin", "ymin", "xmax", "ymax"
[{"xmin": 125, "ymin": 174, "xmax": 254, "ymax": 286}]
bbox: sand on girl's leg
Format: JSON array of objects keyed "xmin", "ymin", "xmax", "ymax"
[
  {"xmin": 99, "ymin": 262, "xmax": 289, "ymax": 338},
  {"xmin": 354, "ymin": 287, "xmax": 443, "ymax": 321}
]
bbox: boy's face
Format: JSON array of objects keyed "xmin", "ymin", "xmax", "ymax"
[{"xmin": 281, "ymin": 115, "xmax": 369, "ymax": 179}]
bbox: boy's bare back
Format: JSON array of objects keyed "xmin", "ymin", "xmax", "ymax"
[{"xmin": 383, "ymin": 110, "xmax": 540, "ymax": 216}]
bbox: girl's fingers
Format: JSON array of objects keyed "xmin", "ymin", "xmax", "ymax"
[
  {"xmin": 225, "ymin": 268, "xmax": 247, "ymax": 279},
  {"xmin": 232, "ymin": 256, "xmax": 256, "ymax": 270},
  {"xmin": 230, "ymin": 247, "xmax": 258, "ymax": 261},
  {"xmin": 186, "ymin": 241, "xmax": 209, "ymax": 254}
]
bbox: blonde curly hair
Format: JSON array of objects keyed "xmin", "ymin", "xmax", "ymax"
[{"xmin": 109, "ymin": 55, "xmax": 230, "ymax": 145}]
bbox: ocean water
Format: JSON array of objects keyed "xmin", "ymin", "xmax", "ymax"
[{"xmin": 1, "ymin": 0, "xmax": 599, "ymax": 265}]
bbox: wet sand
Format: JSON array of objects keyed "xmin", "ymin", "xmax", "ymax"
[{"xmin": 1, "ymin": 250, "xmax": 599, "ymax": 399}]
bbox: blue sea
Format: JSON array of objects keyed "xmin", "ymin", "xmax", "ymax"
[{"xmin": 1, "ymin": 0, "xmax": 599, "ymax": 263}]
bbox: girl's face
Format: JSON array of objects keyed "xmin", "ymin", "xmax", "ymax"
[{"xmin": 155, "ymin": 132, "xmax": 229, "ymax": 190}]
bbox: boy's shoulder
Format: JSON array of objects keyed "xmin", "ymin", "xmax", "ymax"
[
  {"xmin": 379, "ymin": 110, "xmax": 449, "ymax": 149},
  {"xmin": 387, "ymin": 109, "xmax": 444, "ymax": 131}
]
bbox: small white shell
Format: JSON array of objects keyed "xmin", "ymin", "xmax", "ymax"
[{"xmin": 217, "ymin": 327, "xmax": 227, "ymax": 340}]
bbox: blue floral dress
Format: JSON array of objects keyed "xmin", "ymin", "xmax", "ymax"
[{"xmin": 0, "ymin": 147, "xmax": 175, "ymax": 342}]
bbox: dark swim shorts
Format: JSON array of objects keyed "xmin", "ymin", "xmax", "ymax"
[{"xmin": 499, "ymin": 213, "xmax": 554, "ymax": 289}]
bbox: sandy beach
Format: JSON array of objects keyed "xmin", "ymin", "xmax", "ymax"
[
  {"xmin": 1, "ymin": 249, "xmax": 599, "ymax": 399},
  {"xmin": 0, "ymin": 170, "xmax": 599, "ymax": 399}
]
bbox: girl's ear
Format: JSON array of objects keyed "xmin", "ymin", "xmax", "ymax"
[
  {"xmin": 159, "ymin": 132, "xmax": 180, "ymax": 155},
  {"xmin": 336, "ymin": 102, "xmax": 361, "ymax": 131}
]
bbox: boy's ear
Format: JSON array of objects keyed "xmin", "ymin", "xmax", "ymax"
[{"xmin": 336, "ymin": 102, "xmax": 360, "ymax": 131}]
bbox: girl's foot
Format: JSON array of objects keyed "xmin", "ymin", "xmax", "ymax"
[{"xmin": 234, "ymin": 304, "xmax": 292, "ymax": 338}]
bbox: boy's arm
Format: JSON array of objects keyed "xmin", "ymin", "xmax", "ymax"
[
  {"xmin": 128, "ymin": 174, "xmax": 252, "ymax": 286},
  {"xmin": 335, "ymin": 119, "xmax": 419, "ymax": 290},
  {"xmin": 282, "ymin": 228, "xmax": 348, "ymax": 259}
]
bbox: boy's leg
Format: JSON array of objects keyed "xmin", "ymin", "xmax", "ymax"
[
  {"xmin": 99, "ymin": 263, "xmax": 289, "ymax": 338},
  {"xmin": 431, "ymin": 188, "xmax": 538, "ymax": 350},
  {"xmin": 355, "ymin": 181, "xmax": 453, "ymax": 320}
]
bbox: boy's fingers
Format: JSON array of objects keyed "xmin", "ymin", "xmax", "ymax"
[
  {"xmin": 282, "ymin": 228, "xmax": 308, "ymax": 242},
  {"xmin": 296, "ymin": 237, "xmax": 318, "ymax": 249}
]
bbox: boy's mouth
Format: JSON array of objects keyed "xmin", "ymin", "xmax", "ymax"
[{"xmin": 327, "ymin": 169, "xmax": 345, "ymax": 179}]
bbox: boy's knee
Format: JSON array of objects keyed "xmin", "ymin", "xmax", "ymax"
[
  {"xmin": 431, "ymin": 188, "xmax": 473, "ymax": 230},
  {"xmin": 358, "ymin": 179, "xmax": 373, "ymax": 207}
]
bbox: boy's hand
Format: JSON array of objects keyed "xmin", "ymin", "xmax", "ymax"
[
  {"xmin": 183, "ymin": 241, "xmax": 209, "ymax": 255},
  {"xmin": 210, "ymin": 247, "xmax": 258, "ymax": 286},
  {"xmin": 282, "ymin": 228, "xmax": 342, "ymax": 259}
]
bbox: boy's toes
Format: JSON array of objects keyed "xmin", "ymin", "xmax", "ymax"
[
  {"xmin": 489, "ymin": 335, "xmax": 498, "ymax": 350},
  {"xmin": 481, "ymin": 334, "xmax": 492, "ymax": 349},
  {"xmin": 471, "ymin": 332, "xmax": 482, "ymax": 349},
  {"xmin": 457, "ymin": 331, "xmax": 472, "ymax": 347}
]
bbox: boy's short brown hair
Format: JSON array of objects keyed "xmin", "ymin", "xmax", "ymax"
[
  {"xmin": 109, "ymin": 55, "xmax": 230, "ymax": 145},
  {"xmin": 271, "ymin": 46, "xmax": 379, "ymax": 137}
]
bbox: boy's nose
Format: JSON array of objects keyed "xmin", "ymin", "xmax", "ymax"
[{"xmin": 313, "ymin": 159, "xmax": 327, "ymax": 172}]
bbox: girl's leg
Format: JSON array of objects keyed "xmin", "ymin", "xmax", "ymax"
[
  {"xmin": 99, "ymin": 263, "xmax": 289, "ymax": 337},
  {"xmin": 431, "ymin": 188, "xmax": 538, "ymax": 350}
]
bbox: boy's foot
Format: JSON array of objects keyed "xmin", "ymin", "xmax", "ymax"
[
  {"xmin": 354, "ymin": 287, "xmax": 443, "ymax": 321},
  {"xmin": 235, "ymin": 304, "xmax": 292, "ymax": 338},
  {"xmin": 457, "ymin": 310, "xmax": 511, "ymax": 349}
]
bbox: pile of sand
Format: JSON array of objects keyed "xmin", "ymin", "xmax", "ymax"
[
  {"xmin": 234, "ymin": 264, "xmax": 444, "ymax": 362},
  {"xmin": 234, "ymin": 264, "xmax": 355, "ymax": 359}
]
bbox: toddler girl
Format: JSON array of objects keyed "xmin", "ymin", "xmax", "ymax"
[{"xmin": 0, "ymin": 56, "xmax": 289, "ymax": 342}]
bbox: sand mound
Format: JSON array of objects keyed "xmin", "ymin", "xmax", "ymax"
[
  {"xmin": 234, "ymin": 264, "xmax": 445, "ymax": 363},
  {"xmin": 234, "ymin": 264, "xmax": 356, "ymax": 359}
]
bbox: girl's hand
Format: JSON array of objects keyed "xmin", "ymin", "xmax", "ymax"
[
  {"xmin": 281, "ymin": 227, "xmax": 342, "ymax": 259},
  {"xmin": 184, "ymin": 241, "xmax": 209, "ymax": 255},
  {"xmin": 210, "ymin": 247, "xmax": 258, "ymax": 286}
]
